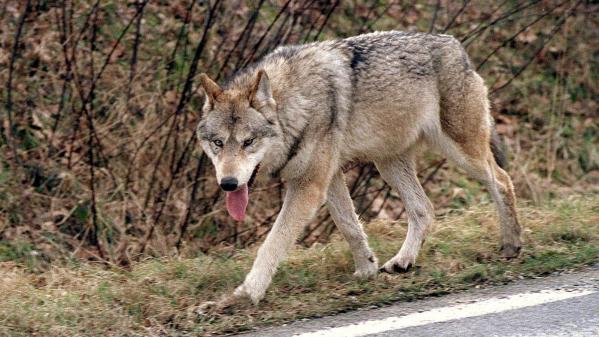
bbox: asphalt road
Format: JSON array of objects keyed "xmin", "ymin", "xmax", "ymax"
[{"xmin": 237, "ymin": 265, "xmax": 599, "ymax": 337}]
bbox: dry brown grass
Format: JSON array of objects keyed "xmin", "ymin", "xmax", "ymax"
[{"xmin": 1, "ymin": 194, "xmax": 598, "ymax": 336}]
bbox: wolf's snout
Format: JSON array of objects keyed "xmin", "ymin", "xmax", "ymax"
[{"xmin": 220, "ymin": 177, "xmax": 238, "ymax": 191}]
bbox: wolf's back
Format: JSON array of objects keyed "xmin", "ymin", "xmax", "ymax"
[{"xmin": 338, "ymin": 31, "xmax": 472, "ymax": 85}]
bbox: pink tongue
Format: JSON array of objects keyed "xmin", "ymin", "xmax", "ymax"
[{"xmin": 225, "ymin": 185, "xmax": 249, "ymax": 222}]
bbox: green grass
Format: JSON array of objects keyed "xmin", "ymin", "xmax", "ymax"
[{"xmin": 1, "ymin": 195, "xmax": 598, "ymax": 336}]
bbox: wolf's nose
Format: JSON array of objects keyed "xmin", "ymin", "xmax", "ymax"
[{"xmin": 220, "ymin": 177, "xmax": 238, "ymax": 191}]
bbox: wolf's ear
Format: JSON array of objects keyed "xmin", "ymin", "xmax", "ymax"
[
  {"xmin": 199, "ymin": 73, "xmax": 222, "ymax": 111},
  {"xmin": 249, "ymin": 70, "xmax": 275, "ymax": 110}
]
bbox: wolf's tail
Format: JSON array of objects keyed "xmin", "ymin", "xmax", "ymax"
[{"xmin": 490, "ymin": 128, "xmax": 507, "ymax": 169}]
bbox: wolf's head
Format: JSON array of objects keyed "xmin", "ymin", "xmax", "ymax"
[{"xmin": 196, "ymin": 70, "xmax": 279, "ymax": 221}]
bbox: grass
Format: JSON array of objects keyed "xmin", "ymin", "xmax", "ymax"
[{"xmin": 1, "ymin": 194, "xmax": 598, "ymax": 336}]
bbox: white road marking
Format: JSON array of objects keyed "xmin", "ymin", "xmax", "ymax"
[{"xmin": 294, "ymin": 288, "xmax": 595, "ymax": 337}]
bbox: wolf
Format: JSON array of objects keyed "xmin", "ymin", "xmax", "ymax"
[{"xmin": 196, "ymin": 31, "xmax": 522, "ymax": 305}]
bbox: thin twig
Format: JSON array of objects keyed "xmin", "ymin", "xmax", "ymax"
[
  {"xmin": 127, "ymin": 0, "xmax": 148, "ymax": 107},
  {"xmin": 242, "ymin": 0, "xmax": 293, "ymax": 68},
  {"xmin": 140, "ymin": 0, "xmax": 220, "ymax": 254},
  {"xmin": 49, "ymin": 0, "xmax": 73, "ymax": 144},
  {"xmin": 490, "ymin": 0, "xmax": 583, "ymax": 95},
  {"xmin": 429, "ymin": 0, "xmax": 441, "ymax": 33},
  {"xmin": 357, "ymin": 0, "xmax": 382, "ymax": 34},
  {"xmin": 233, "ymin": 0, "xmax": 267, "ymax": 70},
  {"xmin": 216, "ymin": 0, "xmax": 264, "ymax": 80},
  {"xmin": 165, "ymin": 0, "xmax": 196, "ymax": 89},
  {"xmin": 461, "ymin": 0, "xmax": 541, "ymax": 45},
  {"xmin": 3, "ymin": 0, "xmax": 32, "ymax": 167},
  {"xmin": 476, "ymin": 0, "xmax": 567, "ymax": 71},
  {"xmin": 175, "ymin": 154, "xmax": 206, "ymax": 250},
  {"xmin": 85, "ymin": 6, "xmax": 105, "ymax": 260},
  {"xmin": 441, "ymin": 0, "xmax": 471, "ymax": 33},
  {"xmin": 311, "ymin": 0, "xmax": 340, "ymax": 41}
]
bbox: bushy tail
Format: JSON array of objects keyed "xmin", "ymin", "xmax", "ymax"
[{"xmin": 490, "ymin": 128, "xmax": 507, "ymax": 169}]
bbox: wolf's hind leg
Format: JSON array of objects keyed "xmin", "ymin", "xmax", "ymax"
[
  {"xmin": 491, "ymin": 161, "xmax": 521, "ymax": 257},
  {"xmin": 436, "ymin": 71, "xmax": 521, "ymax": 258},
  {"xmin": 375, "ymin": 156, "xmax": 434, "ymax": 272},
  {"xmin": 437, "ymin": 134, "xmax": 522, "ymax": 258},
  {"xmin": 327, "ymin": 170, "xmax": 378, "ymax": 278}
]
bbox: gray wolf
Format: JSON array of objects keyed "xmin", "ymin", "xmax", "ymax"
[{"xmin": 196, "ymin": 31, "xmax": 522, "ymax": 305}]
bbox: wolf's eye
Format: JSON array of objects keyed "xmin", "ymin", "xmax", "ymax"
[
  {"xmin": 213, "ymin": 139, "xmax": 223, "ymax": 147},
  {"xmin": 243, "ymin": 138, "xmax": 254, "ymax": 147}
]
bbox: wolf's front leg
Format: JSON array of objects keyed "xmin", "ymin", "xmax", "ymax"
[{"xmin": 234, "ymin": 181, "xmax": 329, "ymax": 304}]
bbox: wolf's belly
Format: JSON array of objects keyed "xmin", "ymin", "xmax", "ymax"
[{"xmin": 340, "ymin": 91, "xmax": 440, "ymax": 163}]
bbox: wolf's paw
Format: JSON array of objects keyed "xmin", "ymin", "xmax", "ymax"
[
  {"xmin": 501, "ymin": 243, "xmax": 522, "ymax": 259},
  {"xmin": 354, "ymin": 255, "xmax": 379, "ymax": 279},
  {"xmin": 191, "ymin": 292, "xmax": 252, "ymax": 318},
  {"xmin": 379, "ymin": 262, "xmax": 413, "ymax": 274},
  {"xmin": 234, "ymin": 282, "xmax": 266, "ymax": 305},
  {"xmin": 379, "ymin": 254, "xmax": 415, "ymax": 274}
]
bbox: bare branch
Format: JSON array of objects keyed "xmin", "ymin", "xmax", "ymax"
[
  {"xmin": 429, "ymin": 0, "xmax": 441, "ymax": 33},
  {"xmin": 490, "ymin": 0, "xmax": 583, "ymax": 95},
  {"xmin": 3, "ymin": 0, "xmax": 32, "ymax": 167}
]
